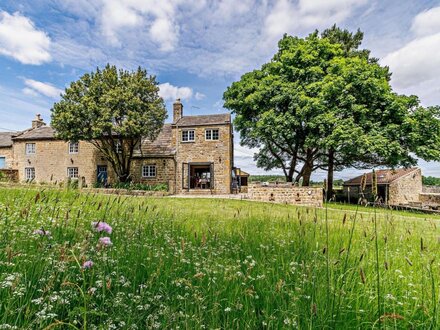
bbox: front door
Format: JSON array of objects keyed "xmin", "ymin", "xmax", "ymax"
[{"xmin": 97, "ymin": 165, "xmax": 108, "ymax": 185}]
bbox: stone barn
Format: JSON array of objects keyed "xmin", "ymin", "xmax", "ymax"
[{"xmin": 343, "ymin": 168, "xmax": 422, "ymax": 205}]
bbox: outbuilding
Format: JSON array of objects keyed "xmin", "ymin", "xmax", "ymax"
[{"xmin": 343, "ymin": 168, "xmax": 422, "ymax": 205}]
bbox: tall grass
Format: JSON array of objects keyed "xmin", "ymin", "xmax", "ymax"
[{"xmin": 0, "ymin": 187, "xmax": 440, "ymax": 329}]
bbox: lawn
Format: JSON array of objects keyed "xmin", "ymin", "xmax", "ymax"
[{"xmin": 1, "ymin": 187, "xmax": 440, "ymax": 329}]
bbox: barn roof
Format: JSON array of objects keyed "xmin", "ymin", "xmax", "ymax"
[{"xmin": 344, "ymin": 168, "xmax": 420, "ymax": 186}]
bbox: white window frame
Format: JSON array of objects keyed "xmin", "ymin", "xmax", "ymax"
[
  {"xmin": 182, "ymin": 130, "xmax": 195, "ymax": 142},
  {"xmin": 115, "ymin": 142, "xmax": 122, "ymax": 153},
  {"xmin": 69, "ymin": 142, "xmax": 79, "ymax": 154},
  {"xmin": 205, "ymin": 129, "xmax": 219, "ymax": 141},
  {"xmin": 67, "ymin": 167, "xmax": 79, "ymax": 179},
  {"xmin": 25, "ymin": 143, "xmax": 36, "ymax": 155},
  {"xmin": 25, "ymin": 167, "xmax": 35, "ymax": 180},
  {"xmin": 142, "ymin": 165, "xmax": 156, "ymax": 178}
]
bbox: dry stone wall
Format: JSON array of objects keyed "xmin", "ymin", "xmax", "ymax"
[
  {"xmin": 248, "ymin": 183, "xmax": 323, "ymax": 207},
  {"xmin": 419, "ymin": 193, "xmax": 440, "ymax": 205}
]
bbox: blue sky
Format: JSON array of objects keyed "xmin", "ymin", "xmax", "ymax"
[{"xmin": 0, "ymin": 0, "xmax": 439, "ymax": 179}]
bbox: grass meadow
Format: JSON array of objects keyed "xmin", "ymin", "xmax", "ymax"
[{"xmin": 1, "ymin": 187, "xmax": 440, "ymax": 329}]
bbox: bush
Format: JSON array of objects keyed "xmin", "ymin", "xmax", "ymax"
[{"xmin": 111, "ymin": 182, "xmax": 168, "ymax": 191}]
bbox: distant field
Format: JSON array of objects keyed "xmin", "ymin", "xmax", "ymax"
[{"xmin": 1, "ymin": 187, "xmax": 440, "ymax": 328}]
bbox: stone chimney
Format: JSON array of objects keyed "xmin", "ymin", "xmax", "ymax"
[
  {"xmin": 173, "ymin": 99, "xmax": 183, "ymax": 123},
  {"xmin": 32, "ymin": 114, "xmax": 46, "ymax": 129}
]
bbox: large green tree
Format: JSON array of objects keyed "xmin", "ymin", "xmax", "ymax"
[
  {"xmin": 51, "ymin": 64, "xmax": 167, "ymax": 182},
  {"xmin": 224, "ymin": 29, "xmax": 440, "ymax": 193}
]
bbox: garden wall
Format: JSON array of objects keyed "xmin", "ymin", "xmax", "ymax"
[
  {"xmin": 83, "ymin": 188, "xmax": 170, "ymax": 197},
  {"xmin": 419, "ymin": 193, "xmax": 440, "ymax": 205},
  {"xmin": 248, "ymin": 183, "xmax": 323, "ymax": 207}
]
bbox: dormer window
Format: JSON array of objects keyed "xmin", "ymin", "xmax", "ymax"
[
  {"xmin": 25, "ymin": 143, "xmax": 36, "ymax": 155},
  {"xmin": 69, "ymin": 142, "xmax": 79, "ymax": 154},
  {"xmin": 182, "ymin": 129, "xmax": 195, "ymax": 142},
  {"xmin": 205, "ymin": 129, "xmax": 219, "ymax": 141}
]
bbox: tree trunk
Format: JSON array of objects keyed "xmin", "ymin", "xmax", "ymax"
[
  {"xmin": 302, "ymin": 162, "xmax": 312, "ymax": 186},
  {"xmin": 326, "ymin": 149, "xmax": 334, "ymax": 201}
]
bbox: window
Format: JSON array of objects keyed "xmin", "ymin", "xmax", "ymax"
[
  {"xmin": 69, "ymin": 142, "xmax": 79, "ymax": 154},
  {"xmin": 115, "ymin": 142, "xmax": 122, "ymax": 153},
  {"xmin": 182, "ymin": 130, "xmax": 195, "ymax": 142},
  {"xmin": 205, "ymin": 129, "xmax": 219, "ymax": 140},
  {"xmin": 25, "ymin": 143, "xmax": 36, "ymax": 155},
  {"xmin": 25, "ymin": 167, "xmax": 35, "ymax": 180},
  {"xmin": 142, "ymin": 165, "xmax": 156, "ymax": 178},
  {"xmin": 67, "ymin": 167, "xmax": 79, "ymax": 178},
  {"xmin": 0, "ymin": 157, "xmax": 5, "ymax": 169}
]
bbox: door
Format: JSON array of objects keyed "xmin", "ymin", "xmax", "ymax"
[
  {"xmin": 97, "ymin": 165, "xmax": 108, "ymax": 185},
  {"xmin": 0, "ymin": 157, "xmax": 5, "ymax": 169}
]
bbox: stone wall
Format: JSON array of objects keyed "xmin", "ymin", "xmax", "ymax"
[
  {"xmin": 12, "ymin": 140, "xmax": 109, "ymax": 186},
  {"xmin": 388, "ymin": 168, "xmax": 422, "ymax": 205},
  {"xmin": 0, "ymin": 146, "xmax": 13, "ymax": 168},
  {"xmin": 419, "ymin": 193, "xmax": 440, "ymax": 205},
  {"xmin": 423, "ymin": 186, "xmax": 440, "ymax": 194},
  {"xmin": 83, "ymin": 188, "xmax": 170, "ymax": 197},
  {"xmin": 248, "ymin": 183, "xmax": 323, "ymax": 207},
  {"xmin": 173, "ymin": 124, "xmax": 233, "ymax": 194},
  {"xmin": 130, "ymin": 157, "xmax": 176, "ymax": 193}
]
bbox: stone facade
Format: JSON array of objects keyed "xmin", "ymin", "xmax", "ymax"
[
  {"xmin": 388, "ymin": 168, "xmax": 422, "ymax": 205},
  {"xmin": 6, "ymin": 101, "xmax": 234, "ymax": 194},
  {"xmin": 248, "ymin": 183, "xmax": 323, "ymax": 207},
  {"xmin": 12, "ymin": 139, "xmax": 110, "ymax": 186},
  {"xmin": 0, "ymin": 146, "xmax": 13, "ymax": 169}
]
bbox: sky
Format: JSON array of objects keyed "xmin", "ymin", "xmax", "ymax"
[{"xmin": 0, "ymin": 0, "xmax": 439, "ymax": 180}]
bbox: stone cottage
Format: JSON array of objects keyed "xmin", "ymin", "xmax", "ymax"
[
  {"xmin": 343, "ymin": 168, "xmax": 422, "ymax": 205},
  {"xmin": 2, "ymin": 100, "xmax": 234, "ymax": 194}
]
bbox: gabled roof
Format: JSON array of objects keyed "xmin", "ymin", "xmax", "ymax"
[
  {"xmin": 12, "ymin": 126, "xmax": 55, "ymax": 140},
  {"xmin": 344, "ymin": 168, "xmax": 420, "ymax": 186},
  {"xmin": 0, "ymin": 132, "xmax": 17, "ymax": 147},
  {"xmin": 134, "ymin": 124, "xmax": 175, "ymax": 157},
  {"xmin": 174, "ymin": 113, "xmax": 231, "ymax": 127}
]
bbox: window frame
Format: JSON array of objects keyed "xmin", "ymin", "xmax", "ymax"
[
  {"xmin": 205, "ymin": 128, "xmax": 219, "ymax": 141},
  {"xmin": 67, "ymin": 167, "xmax": 79, "ymax": 179},
  {"xmin": 25, "ymin": 143, "xmax": 36, "ymax": 155},
  {"xmin": 115, "ymin": 142, "xmax": 122, "ymax": 154},
  {"xmin": 69, "ymin": 141, "xmax": 79, "ymax": 154},
  {"xmin": 181, "ymin": 129, "xmax": 195, "ymax": 142},
  {"xmin": 142, "ymin": 164, "xmax": 156, "ymax": 178},
  {"xmin": 25, "ymin": 167, "xmax": 35, "ymax": 180}
]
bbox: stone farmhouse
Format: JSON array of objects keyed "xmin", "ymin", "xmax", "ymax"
[{"xmin": 0, "ymin": 99, "xmax": 234, "ymax": 194}]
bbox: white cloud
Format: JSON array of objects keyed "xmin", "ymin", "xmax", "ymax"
[
  {"xmin": 158, "ymin": 82, "xmax": 192, "ymax": 101},
  {"xmin": 382, "ymin": 6, "xmax": 440, "ymax": 94},
  {"xmin": 195, "ymin": 92, "xmax": 206, "ymax": 100},
  {"xmin": 264, "ymin": 0, "xmax": 368, "ymax": 43},
  {"xmin": 99, "ymin": 0, "xmax": 180, "ymax": 51},
  {"xmin": 0, "ymin": 11, "xmax": 51, "ymax": 65},
  {"xmin": 411, "ymin": 6, "xmax": 440, "ymax": 36},
  {"xmin": 23, "ymin": 79, "xmax": 63, "ymax": 98}
]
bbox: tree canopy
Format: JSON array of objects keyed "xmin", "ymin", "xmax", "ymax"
[
  {"xmin": 51, "ymin": 64, "xmax": 167, "ymax": 182},
  {"xmin": 223, "ymin": 28, "xmax": 440, "ymax": 192}
]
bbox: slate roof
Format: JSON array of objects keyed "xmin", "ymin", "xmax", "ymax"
[
  {"xmin": 343, "ymin": 168, "xmax": 419, "ymax": 186},
  {"xmin": 134, "ymin": 124, "xmax": 175, "ymax": 157},
  {"xmin": 0, "ymin": 132, "xmax": 17, "ymax": 147},
  {"xmin": 174, "ymin": 114, "xmax": 231, "ymax": 127},
  {"xmin": 12, "ymin": 126, "xmax": 55, "ymax": 140}
]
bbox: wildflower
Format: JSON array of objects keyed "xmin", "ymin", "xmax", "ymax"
[
  {"xmin": 99, "ymin": 237, "xmax": 113, "ymax": 246},
  {"xmin": 83, "ymin": 260, "xmax": 94, "ymax": 269},
  {"xmin": 33, "ymin": 229, "xmax": 51, "ymax": 236},
  {"xmin": 224, "ymin": 307, "xmax": 232, "ymax": 312},
  {"xmin": 92, "ymin": 221, "xmax": 112, "ymax": 234}
]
